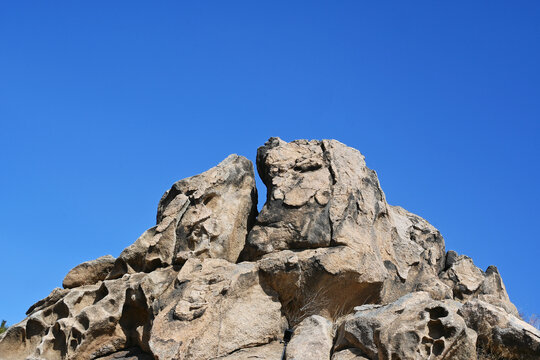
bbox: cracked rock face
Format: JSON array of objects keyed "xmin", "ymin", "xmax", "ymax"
[{"xmin": 1, "ymin": 138, "xmax": 538, "ymax": 360}]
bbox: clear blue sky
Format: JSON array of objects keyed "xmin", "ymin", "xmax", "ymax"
[{"xmin": 1, "ymin": 2, "xmax": 538, "ymax": 326}]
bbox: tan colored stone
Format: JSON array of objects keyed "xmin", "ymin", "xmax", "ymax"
[
  {"xmin": 258, "ymin": 247, "xmax": 386, "ymax": 327},
  {"xmin": 331, "ymin": 348, "xmax": 369, "ymax": 360},
  {"xmin": 216, "ymin": 341, "xmax": 283, "ymax": 359},
  {"xmin": 0, "ymin": 139, "xmax": 532, "ymax": 359},
  {"xmin": 243, "ymin": 138, "xmax": 447, "ymax": 300},
  {"xmin": 459, "ymin": 299, "xmax": 540, "ymax": 359},
  {"xmin": 334, "ymin": 292, "xmax": 478, "ymax": 360},
  {"xmin": 0, "ymin": 268, "xmax": 176, "ymax": 360},
  {"xmin": 63, "ymin": 255, "xmax": 116, "ymax": 289},
  {"xmin": 286, "ymin": 315, "xmax": 333, "ymax": 360},
  {"xmin": 108, "ymin": 154, "xmax": 257, "ymax": 278},
  {"xmin": 440, "ymin": 252, "xmax": 518, "ymax": 316},
  {"xmin": 148, "ymin": 258, "xmax": 287, "ymax": 359}
]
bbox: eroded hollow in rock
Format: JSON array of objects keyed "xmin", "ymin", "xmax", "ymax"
[
  {"xmin": 25, "ymin": 318, "xmax": 46, "ymax": 340},
  {"xmin": 427, "ymin": 319, "xmax": 456, "ymax": 340},
  {"xmin": 427, "ymin": 306, "xmax": 449, "ymax": 319},
  {"xmin": 119, "ymin": 287, "xmax": 152, "ymax": 350}
]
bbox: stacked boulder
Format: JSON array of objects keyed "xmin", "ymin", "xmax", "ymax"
[{"xmin": 0, "ymin": 138, "xmax": 537, "ymax": 360}]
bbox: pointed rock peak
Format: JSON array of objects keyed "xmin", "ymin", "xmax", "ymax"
[
  {"xmin": 106, "ymin": 154, "xmax": 257, "ymax": 279},
  {"xmin": 245, "ymin": 138, "xmax": 386, "ymax": 259}
]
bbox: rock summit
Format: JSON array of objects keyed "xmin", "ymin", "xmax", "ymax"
[{"xmin": 1, "ymin": 138, "xmax": 538, "ymax": 360}]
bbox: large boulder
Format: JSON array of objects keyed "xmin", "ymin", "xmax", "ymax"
[
  {"xmin": 334, "ymin": 292, "xmax": 478, "ymax": 360},
  {"xmin": 244, "ymin": 138, "xmax": 449, "ymax": 317},
  {"xmin": 257, "ymin": 247, "xmax": 385, "ymax": 327},
  {"xmin": 244, "ymin": 139, "xmax": 445, "ymax": 279}
]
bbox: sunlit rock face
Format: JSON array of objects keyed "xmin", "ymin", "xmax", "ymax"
[{"xmin": 1, "ymin": 138, "xmax": 537, "ymax": 360}]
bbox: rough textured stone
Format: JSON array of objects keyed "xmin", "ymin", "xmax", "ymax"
[
  {"xmin": 108, "ymin": 154, "xmax": 257, "ymax": 278},
  {"xmin": 94, "ymin": 347, "xmax": 154, "ymax": 360},
  {"xmin": 331, "ymin": 349, "xmax": 369, "ymax": 360},
  {"xmin": 441, "ymin": 252, "xmax": 519, "ymax": 316},
  {"xmin": 459, "ymin": 299, "xmax": 540, "ymax": 359},
  {"xmin": 0, "ymin": 267, "xmax": 176, "ymax": 360},
  {"xmin": 215, "ymin": 341, "xmax": 283, "ymax": 359},
  {"xmin": 258, "ymin": 247, "xmax": 385, "ymax": 327},
  {"xmin": 334, "ymin": 292, "xmax": 478, "ymax": 360},
  {"xmin": 63, "ymin": 255, "xmax": 116, "ymax": 289},
  {"xmin": 0, "ymin": 138, "xmax": 532, "ymax": 360},
  {"xmin": 243, "ymin": 138, "xmax": 448, "ymax": 304},
  {"xmin": 286, "ymin": 315, "xmax": 333, "ymax": 360},
  {"xmin": 148, "ymin": 258, "xmax": 287, "ymax": 359}
]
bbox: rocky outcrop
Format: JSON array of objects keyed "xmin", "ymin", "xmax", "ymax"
[
  {"xmin": 1, "ymin": 138, "xmax": 536, "ymax": 360},
  {"xmin": 440, "ymin": 251, "xmax": 518, "ymax": 316}
]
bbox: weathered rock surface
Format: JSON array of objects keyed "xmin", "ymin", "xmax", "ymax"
[
  {"xmin": 257, "ymin": 246, "xmax": 385, "ymax": 327},
  {"xmin": 63, "ymin": 255, "xmax": 116, "ymax": 289},
  {"xmin": 441, "ymin": 251, "xmax": 519, "ymax": 316},
  {"xmin": 243, "ymin": 138, "xmax": 448, "ymax": 307},
  {"xmin": 148, "ymin": 258, "xmax": 286, "ymax": 359},
  {"xmin": 334, "ymin": 292, "xmax": 478, "ymax": 359},
  {"xmin": 215, "ymin": 341, "xmax": 283, "ymax": 359},
  {"xmin": 331, "ymin": 348, "xmax": 369, "ymax": 360},
  {"xmin": 459, "ymin": 300, "xmax": 540, "ymax": 359},
  {"xmin": 0, "ymin": 267, "xmax": 176, "ymax": 360},
  {"xmin": 286, "ymin": 315, "xmax": 333, "ymax": 360},
  {"xmin": 108, "ymin": 154, "xmax": 257, "ymax": 279},
  {"xmin": 1, "ymin": 138, "xmax": 535, "ymax": 360}
]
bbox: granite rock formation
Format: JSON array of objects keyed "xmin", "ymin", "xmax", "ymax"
[{"xmin": 1, "ymin": 138, "xmax": 537, "ymax": 360}]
